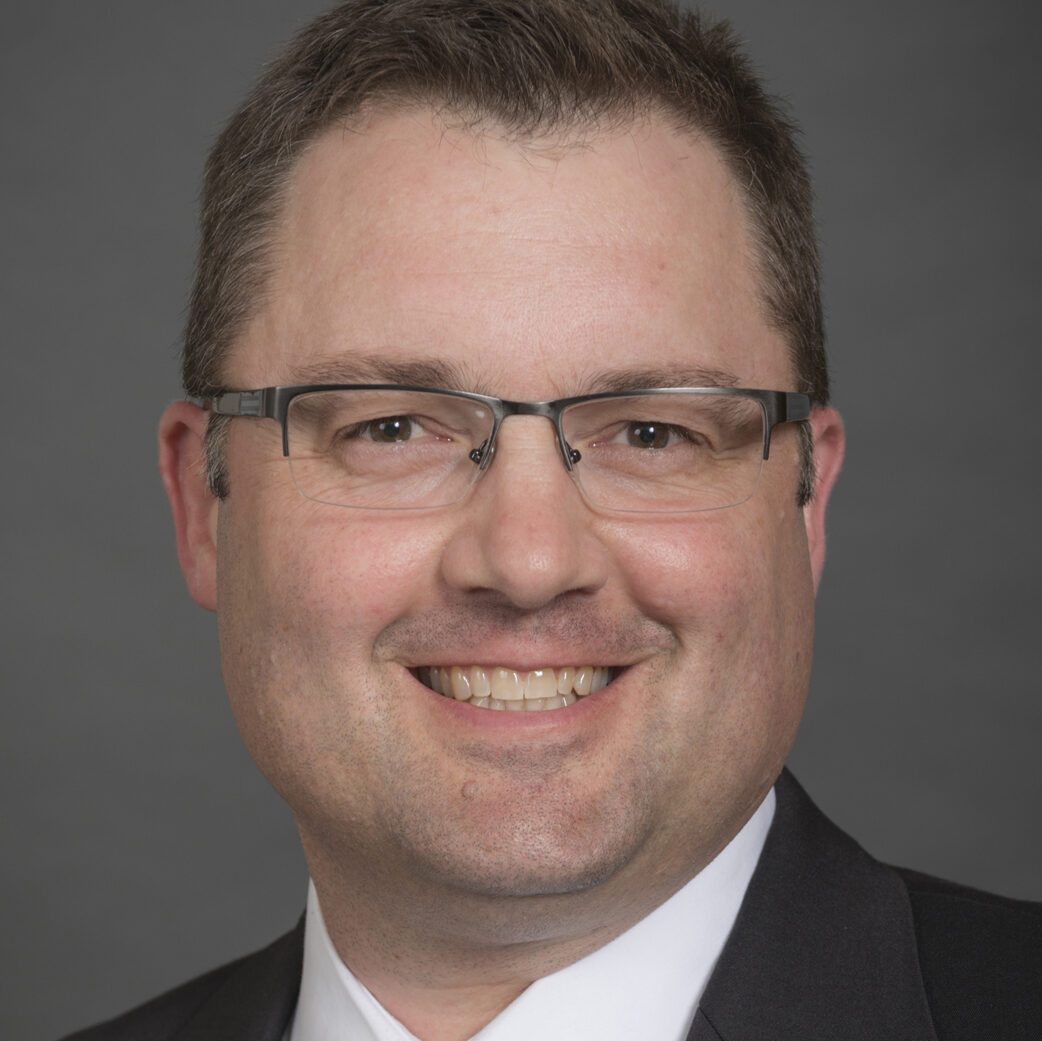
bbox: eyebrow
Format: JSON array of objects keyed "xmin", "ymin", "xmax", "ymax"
[
  {"xmin": 285, "ymin": 354, "xmax": 474, "ymax": 390},
  {"xmin": 578, "ymin": 366, "xmax": 742, "ymax": 394},
  {"xmin": 281, "ymin": 354, "xmax": 743, "ymax": 396}
]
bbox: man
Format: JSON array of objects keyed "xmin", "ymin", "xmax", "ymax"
[{"xmin": 65, "ymin": 1, "xmax": 1041, "ymax": 1039}]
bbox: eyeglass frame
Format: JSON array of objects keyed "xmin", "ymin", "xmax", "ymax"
[{"xmin": 205, "ymin": 383, "xmax": 814, "ymax": 506}]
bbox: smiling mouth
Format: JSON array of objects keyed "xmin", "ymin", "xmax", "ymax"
[{"xmin": 414, "ymin": 665, "xmax": 616, "ymax": 711}]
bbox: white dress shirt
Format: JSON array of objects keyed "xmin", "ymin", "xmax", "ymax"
[{"xmin": 288, "ymin": 788, "xmax": 774, "ymax": 1041}]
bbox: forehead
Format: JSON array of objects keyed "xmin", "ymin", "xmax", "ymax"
[{"xmin": 228, "ymin": 109, "xmax": 790, "ymax": 394}]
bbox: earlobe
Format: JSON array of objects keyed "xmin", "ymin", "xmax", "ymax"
[
  {"xmin": 158, "ymin": 401, "xmax": 219, "ymax": 611},
  {"xmin": 802, "ymin": 406, "xmax": 845, "ymax": 592}
]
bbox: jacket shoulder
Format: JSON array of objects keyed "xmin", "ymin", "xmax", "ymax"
[
  {"xmin": 898, "ymin": 868, "xmax": 1042, "ymax": 1040},
  {"xmin": 58, "ymin": 922, "xmax": 304, "ymax": 1041},
  {"xmin": 60, "ymin": 958, "xmax": 243, "ymax": 1041}
]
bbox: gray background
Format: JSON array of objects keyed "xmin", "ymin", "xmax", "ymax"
[{"xmin": 3, "ymin": 2, "xmax": 1039, "ymax": 1038}]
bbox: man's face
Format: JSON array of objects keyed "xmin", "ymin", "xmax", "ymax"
[{"xmin": 165, "ymin": 110, "xmax": 842, "ymax": 909}]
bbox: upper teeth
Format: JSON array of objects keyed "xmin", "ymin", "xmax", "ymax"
[{"xmin": 419, "ymin": 665, "xmax": 613, "ymax": 711}]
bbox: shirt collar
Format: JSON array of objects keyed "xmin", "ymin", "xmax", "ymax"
[{"xmin": 289, "ymin": 787, "xmax": 775, "ymax": 1041}]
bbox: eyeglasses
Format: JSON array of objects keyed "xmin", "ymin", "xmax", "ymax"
[{"xmin": 207, "ymin": 384, "xmax": 813, "ymax": 513}]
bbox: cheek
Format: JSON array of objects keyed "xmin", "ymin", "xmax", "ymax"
[
  {"xmin": 213, "ymin": 500, "xmax": 445, "ymax": 785},
  {"xmin": 606, "ymin": 507, "xmax": 814, "ymax": 723},
  {"xmin": 224, "ymin": 501, "xmax": 447, "ymax": 648},
  {"xmin": 604, "ymin": 510, "xmax": 795, "ymax": 635}
]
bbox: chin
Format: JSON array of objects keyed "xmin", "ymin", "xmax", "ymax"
[
  {"xmin": 421, "ymin": 845, "xmax": 631, "ymax": 900},
  {"xmin": 391, "ymin": 793, "xmax": 655, "ymax": 902}
]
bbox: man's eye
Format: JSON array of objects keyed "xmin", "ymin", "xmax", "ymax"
[
  {"xmin": 363, "ymin": 416, "xmax": 415, "ymax": 443},
  {"xmin": 622, "ymin": 422, "xmax": 697, "ymax": 450}
]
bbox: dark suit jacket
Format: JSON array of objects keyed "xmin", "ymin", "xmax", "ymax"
[{"xmin": 63, "ymin": 772, "xmax": 1042, "ymax": 1040}]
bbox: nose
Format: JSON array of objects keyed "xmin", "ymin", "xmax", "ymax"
[{"xmin": 439, "ymin": 416, "xmax": 609, "ymax": 610}]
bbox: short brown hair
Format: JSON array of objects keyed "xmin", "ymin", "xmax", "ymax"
[{"xmin": 186, "ymin": 0, "xmax": 828, "ymax": 501}]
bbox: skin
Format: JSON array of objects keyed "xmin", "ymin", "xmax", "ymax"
[{"xmin": 160, "ymin": 110, "xmax": 844, "ymax": 1041}]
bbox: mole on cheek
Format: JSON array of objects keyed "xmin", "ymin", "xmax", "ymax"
[{"xmin": 460, "ymin": 780, "xmax": 480, "ymax": 799}]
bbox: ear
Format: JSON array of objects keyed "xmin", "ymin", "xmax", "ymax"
[
  {"xmin": 802, "ymin": 406, "xmax": 845, "ymax": 592},
  {"xmin": 159, "ymin": 401, "xmax": 219, "ymax": 611}
]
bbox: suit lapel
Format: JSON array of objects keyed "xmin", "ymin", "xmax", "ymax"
[
  {"xmin": 688, "ymin": 1008, "xmax": 725, "ymax": 1040},
  {"xmin": 687, "ymin": 771, "xmax": 938, "ymax": 1041},
  {"xmin": 173, "ymin": 918, "xmax": 305, "ymax": 1040}
]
